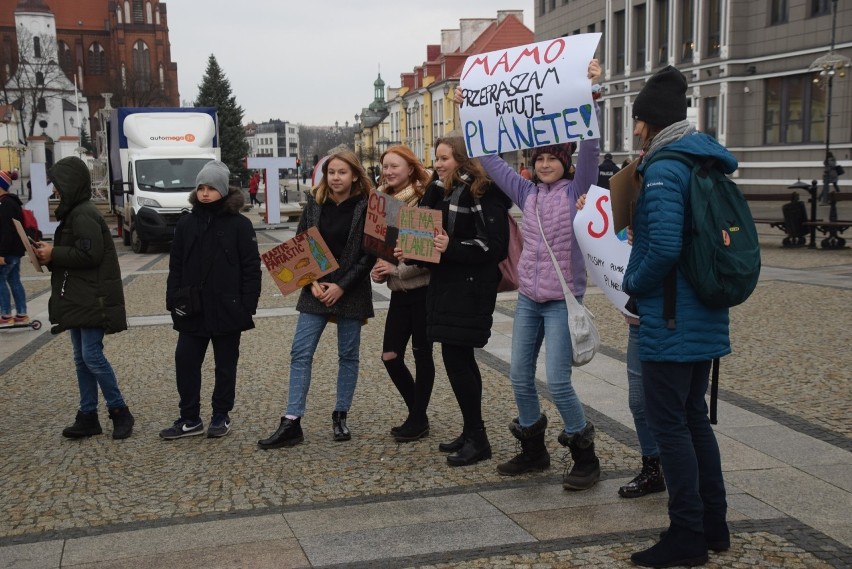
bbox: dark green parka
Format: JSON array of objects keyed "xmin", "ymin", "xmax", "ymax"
[{"xmin": 47, "ymin": 157, "xmax": 127, "ymax": 335}]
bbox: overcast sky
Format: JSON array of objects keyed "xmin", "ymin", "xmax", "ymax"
[{"xmin": 166, "ymin": 1, "xmax": 534, "ymax": 126}]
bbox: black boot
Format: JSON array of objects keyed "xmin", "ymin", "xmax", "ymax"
[
  {"xmin": 558, "ymin": 422, "xmax": 601, "ymax": 490},
  {"xmin": 438, "ymin": 432, "xmax": 465, "ymax": 453},
  {"xmin": 62, "ymin": 410, "xmax": 103, "ymax": 439},
  {"xmin": 332, "ymin": 410, "xmax": 351, "ymax": 441},
  {"xmin": 108, "ymin": 406, "xmax": 135, "ymax": 440},
  {"xmin": 497, "ymin": 414, "xmax": 550, "ymax": 476},
  {"xmin": 660, "ymin": 518, "xmax": 730, "ymax": 552},
  {"xmin": 633, "ymin": 524, "xmax": 708, "ymax": 568},
  {"xmin": 257, "ymin": 417, "xmax": 303, "ymax": 449},
  {"xmin": 447, "ymin": 426, "xmax": 492, "ymax": 467},
  {"xmin": 619, "ymin": 455, "xmax": 666, "ymax": 498},
  {"xmin": 394, "ymin": 415, "xmax": 429, "ymax": 442}
]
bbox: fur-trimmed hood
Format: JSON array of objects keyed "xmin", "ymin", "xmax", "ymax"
[{"xmin": 188, "ymin": 186, "xmax": 245, "ymax": 214}]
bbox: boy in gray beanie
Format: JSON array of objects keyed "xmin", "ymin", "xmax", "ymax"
[{"xmin": 195, "ymin": 160, "xmax": 231, "ymax": 199}]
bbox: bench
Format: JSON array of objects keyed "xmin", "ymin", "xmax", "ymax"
[
  {"xmin": 802, "ymin": 220, "xmax": 851, "ymax": 249},
  {"xmin": 745, "ymin": 192, "xmax": 809, "ymax": 247}
]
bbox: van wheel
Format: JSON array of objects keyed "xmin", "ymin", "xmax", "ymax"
[
  {"xmin": 131, "ymin": 228, "xmax": 149, "ymax": 254},
  {"xmin": 121, "ymin": 218, "xmax": 131, "ymax": 246}
]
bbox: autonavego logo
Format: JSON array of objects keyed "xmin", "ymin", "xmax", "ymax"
[{"xmin": 149, "ymin": 133, "xmax": 196, "ymax": 142}]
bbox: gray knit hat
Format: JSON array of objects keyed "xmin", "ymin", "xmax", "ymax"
[{"xmin": 195, "ymin": 160, "xmax": 230, "ymax": 198}]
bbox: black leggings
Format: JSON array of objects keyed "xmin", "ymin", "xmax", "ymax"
[
  {"xmin": 382, "ymin": 287, "xmax": 434, "ymax": 421},
  {"xmin": 441, "ymin": 343, "xmax": 483, "ymax": 431}
]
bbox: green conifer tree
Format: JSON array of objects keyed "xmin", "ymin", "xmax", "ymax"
[{"xmin": 194, "ymin": 54, "xmax": 249, "ymax": 185}]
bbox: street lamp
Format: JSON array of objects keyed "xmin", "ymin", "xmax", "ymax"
[{"xmin": 809, "ymin": 0, "xmax": 850, "ymax": 205}]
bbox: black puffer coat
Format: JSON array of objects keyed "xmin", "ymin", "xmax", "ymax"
[
  {"xmin": 47, "ymin": 157, "xmax": 126, "ymax": 334},
  {"xmin": 0, "ymin": 192, "xmax": 25, "ymax": 257},
  {"xmin": 166, "ymin": 188, "xmax": 261, "ymax": 336},
  {"xmin": 420, "ymin": 178, "xmax": 511, "ymax": 347}
]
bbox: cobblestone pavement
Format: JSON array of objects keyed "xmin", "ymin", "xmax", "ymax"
[{"xmin": 0, "ymin": 210, "xmax": 849, "ymax": 567}]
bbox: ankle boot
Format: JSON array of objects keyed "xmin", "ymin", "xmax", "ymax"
[
  {"xmin": 438, "ymin": 432, "xmax": 465, "ymax": 453},
  {"xmin": 633, "ymin": 524, "xmax": 708, "ymax": 568},
  {"xmin": 497, "ymin": 414, "xmax": 550, "ymax": 476},
  {"xmin": 619, "ymin": 455, "xmax": 666, "ymax": 498},
  {"xmin": 558, "ymin": 422, "xmax": 601, "ymax": 490},
  {"xmin": 332, "ymin": 410, "xmax": 351, "ymax": 441},
  {"xmin": 447, "ymin": 426, "xmax": 492, "ymax": 467},
  {"xmin": 257, "ymin": 417, "xmax": 303, "ymax": 449},
  {"xmin": 62, "ymin": 410, "xmax": 103, "ymax": 438},
  {"xmin": 660, "ymin": 518, "xmax": 730, "ymax": 552},
  {"xmin": 108, "ymin": 406, "xmax": 135, "ymax": 440},
  {"xmin": 393, "ymin": 415, "xmax": 429, "ymax": 442}
]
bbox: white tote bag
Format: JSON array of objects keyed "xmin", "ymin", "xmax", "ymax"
[{"xmin": 536, "ymin": 208, "xmax": 600, "ymax": 366}]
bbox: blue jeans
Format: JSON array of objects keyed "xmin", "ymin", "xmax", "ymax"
[
  {"xmin": 642, "ymin": 359, "xmax": 727, "ymax": 532},
  {"xmin": 510, "ymin": 293, "xmax": 586, "ymax": 434},
  {"xmin": 285, "ymin": 312, "xmax": 361, "ymax": 417},
  {"xmin": 69, "ymin": 327, "xmax": 126, "ymax": 413},
  {"xmin": 0, "ymin": 256, "xmax": 27, "ymax": 316},
  {"xmin": 627, "ymin": 324, "xmax": 659, "ymax": 457}
]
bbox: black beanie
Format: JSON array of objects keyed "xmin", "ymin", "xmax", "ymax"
[{"xmin": 632, "ymin": 66, "xmax": 688, "ymax": 128}]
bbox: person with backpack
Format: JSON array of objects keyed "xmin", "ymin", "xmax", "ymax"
[
  {"xmin": 622, "ymin": 66, "xmax": 732, "ymax": 568},
  {"xmin": 0, "ymin": 170, "xmax": 29, "ymax": 326}
]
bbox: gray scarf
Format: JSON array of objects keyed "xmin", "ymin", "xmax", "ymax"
[{"xmin": 644, "ymin": 120, "xmax": 695, "ymax": 161}]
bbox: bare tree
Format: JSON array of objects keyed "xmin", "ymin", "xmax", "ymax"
[
  {"xmin": 107, "ymin": 65, "xmax": 170, "ymax": 108},
  {"xmin": 2, "ymin": 28, "xmax": 72, "ymax": 138}
]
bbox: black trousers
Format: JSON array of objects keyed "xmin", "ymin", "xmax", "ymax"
[
  {"xmin": 441, "ymin": 343, "xmax": 483, "ymax": 431},
  {"xmin": 175, "ymin": 332, "xmax": 241, "ymax": 421},
  {"xmin": 382, "ymin": 287, "xmax": 435, "ymax": 421}
]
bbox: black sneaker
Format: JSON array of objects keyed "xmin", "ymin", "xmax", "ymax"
[
  {"xmin": 207, "ymin": 414, "xmax": 232, "ymax": 438},
  {"xmin": 159, "ymin": 418, "xmax": 204, "ymax": 440}
]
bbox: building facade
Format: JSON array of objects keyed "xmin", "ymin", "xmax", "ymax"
[{"xmin": 536, "ymin": 0, "xmax": 851, "ymax": 192}]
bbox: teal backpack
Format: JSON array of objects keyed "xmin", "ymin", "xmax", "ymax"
[{"xmin": 646, "ymin": 150, "xmax": 761, "ymax": 310}]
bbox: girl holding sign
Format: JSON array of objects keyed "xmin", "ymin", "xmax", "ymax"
[
  {"xmin": 455, "ymin": 59, "xmax": 603, "ymax": 489},
  {"xmin": 259, "ymin": 150, "xmax": 375, "ymax": 449},
  {"xmin": 398, "ymin": 136, "xmax": 511, "ymax": 467},
  {"xmin": 370, "ymin": 145, "xmax": 435, "ymax": 442}
]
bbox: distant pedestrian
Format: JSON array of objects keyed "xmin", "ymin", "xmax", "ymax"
[
  {"xmin": 160, "ymin": 160, "xmax": 261, "ymax": 440},
  {"xmin": 370, "ymin": 145, "xmax": 434, "ymax": 442},
  {"xmin": 821, "ymin": 151, "xmax": 841, "ymax": 204},
  {"xmin": 518, "ymin": 163, "xmax": 532, "ymax": 180},
  {"xmin": 34, "ymin": 157, "xmax": 135, "ymax": 440},
  {"xmin": 622, "ymin": 158, "xmax": 632, "ymax": 169},
  {"xmin": 259, "ymin": 149, "xmax": 375, "ymax": 449},
  {"xmin": 597, "ymin": 152, "xmax": 620, "ymax": 189},
  {"xmin": 0, "ymin": 169, "xmax": 30, "ymax": 326},
  {"xmin": 248, "ymin": 171, "xmax": 261, "ymax": 206}
]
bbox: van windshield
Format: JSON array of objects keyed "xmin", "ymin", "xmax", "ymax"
[{"xmin": 135, "ymin": 158, "xmax": 212, "ymax": 191}]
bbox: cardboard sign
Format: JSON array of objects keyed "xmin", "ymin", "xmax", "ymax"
[
  {"xmin": 573, "ymin": 185, "xmax": 636, "ymax": 317},
  {"xmin": 396, "ymin": 206, "xmax": 442, "ymax": 263},
  {"xmin": 261, "ymin": 226, "xmax": 338, "ymax": 296},
  {"xmin": 363, "ymin": 190, "xmax": 405, "ymax": 263},
  {"xmin": 610, "ymin": 158, "xmax": 641, "ymax": 233},
  {"xmin": 458, "ymin": 34, "xmax": 601, "ymax": 158},
  {"xmin": 13, "ymin": 219, "xmax": 44, "ymax": 272}
]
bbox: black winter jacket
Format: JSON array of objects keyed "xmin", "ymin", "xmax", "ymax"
[
  {"xmin": 420, "ymin": 178, "xmax": 511, "ymax": 347},
  {"xmin": 47, "ymin": 157, "xmax": 126, "ymax": 334},
  {"xmin": 0, "ymin": 192, "xmax": 25, "ymax": 257},
  {"xmin": 167, "ymin": 189, "xmax": 261, "ymax": 336},
  {"xmin": 295, "ymin": 193, "xmax": 375, "ymax": 321}
]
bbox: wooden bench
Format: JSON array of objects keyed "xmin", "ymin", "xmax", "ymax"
[
  {"xmin": 744, "ymin": 192, "xmax": 809, "ymax": 247},
  {"xmin": 802, "ymin": 220, "xmax": 852, "ymax": 249}
]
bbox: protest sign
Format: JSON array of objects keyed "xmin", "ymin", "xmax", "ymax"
[
  {"xmin": 261, "ymin": 226, "xmax": 338, "ymax": 296},
  {"xmin": 573, "ymin": 185, "xmax": 636, "ymax": 317},
  {"xmin": 458, "ymin": 34, "xmax": 601, "ymax": 158},
  {"xmin": 363, "ymin": 190, "xmax": 405, "ymax": 263},
  {"xmin": 396, "ymin": 206, "xmax": 442, "ymax": 263},
  {"xmin": 13, "ymin": 219, "xmax": 43, "ymax": 272}
]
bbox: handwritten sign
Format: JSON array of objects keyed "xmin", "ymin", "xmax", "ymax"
[
  {"xmin": 13, "ymin": 219, "xmax": 43, "ymax": 272},
  {"xmin": 397, "ymin": 206, "xmax": 442, "ymax": 263},
  {"xmin": 458, "ymin": 34, "xmax": 601, "ymax": 158},
  {"xmin": 261, "ymin": 226, "xmax": 338, "ymax": 296},
  {"xmin": 363, "ymin": 190, "xmax": 404, "ymax": 263},
  {"xmin": 573, "ymin": 185, "xmax": 636, "ymax": 317}
]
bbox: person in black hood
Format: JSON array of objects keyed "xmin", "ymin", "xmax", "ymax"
[
  {"xmin": 160, "ymin": 160, "xmax": 261, "ymax": 440},
  {"xmin": 0, "ymin": 169, "xmax": 29, "ymax": 326},
  {"xmin": 34, "ymin": 157, "xmax": 134, "ymax": 440}
]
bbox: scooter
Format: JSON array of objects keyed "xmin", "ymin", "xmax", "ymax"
[{"xmin": 0, "ymin": 319, "xmax": 43, "ymax": 331}]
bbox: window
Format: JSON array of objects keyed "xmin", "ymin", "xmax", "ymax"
[
  {"xmin": 656, "ymin": 0, "xmax": 669, "ymax": 65},
  {"xmin": 58, "ymin": 41, "xmax": 74, "ymax": 73},
  {"xmin": 706, "ymin": 0, "xmax": 721, "ymax": 57},
  {"xmin": 634, "ymin": 4, "xmax": 646, "ymax": 69},
  {"xmin": 680, "ymin": 0, "xmax": 694, "ymax": 62},
  {"xmin": 599, "ymin": 20, "xmax": 606, "ymax": 64},
  {"xmin": 35, "ymin": 71, "xmax": 44, "ymax": 85},
  {"xmin": 614, "ymin": 106, "xmax": 624, "ymax": 151},
  {"xmin": 132, "ymin": 0, "xmax": 144, "ymax": 23},
  {"xmin": 88, "ymin": 43, "xmax": 106, "ymax": 74},
  {"xmin": 539, "ymin": 0, "xmax": 546, "ymax": 16},
  {"xmin": 810, "ymin": 0, "xmax": 830, "ymax": 17},
  {"xmin": 33, "ymin": 36, "xmax": 41, "ymax": 59},
  {"xmin": 132, "ymin": 40, "xmax": 150, "ymax": 80},
  {"xmin": 615, "ymin": 10, "xmax": 626, "ymax": 73},
  {"xmin": 703, "ymin": 97, "xmax": 718, "ymax": 139},
  {"xmin": 37, "ymin": 97, "xmax": 46, "ymax": 113},
  {"xmin": 770, "ymin": 0, "xmax": 788, "ymax": 25},
  {"xmin": 550, "ymin": 0, "xmax": 556, "ymax": 10},
  {"xmin": 764, "ymin": 75, "xmax": 822, "ymax": 144}
]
